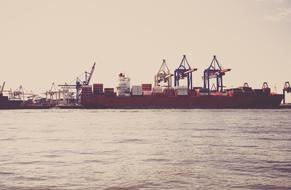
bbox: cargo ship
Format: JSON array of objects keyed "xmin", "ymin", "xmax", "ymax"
[
  {"xmin": 0, "ymin": 82, "xmax": 23, "ymax": 109},
  {"xmin": 0, "ymin": 92, "xmax": 54, "ymax": 109},
  {"xmin": 80, "ymin": 55, "xmax": 284, "ymax": 109},
  {"xmin": 0, "ymin": 82, "xmax": 52, "ymax": 109},
  {"xmin": 81, "ymin": 80, "xmax": 283, "ymax": 109},
  {"xmin": 0, "ymin": 94, "xmax": 23, "ymax": 109}
]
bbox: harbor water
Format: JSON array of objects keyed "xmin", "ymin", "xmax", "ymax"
[{"xmin": 0, "ymin": 109, "xmax": 291, "ymax": 190}]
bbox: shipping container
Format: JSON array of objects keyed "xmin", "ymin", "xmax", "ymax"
[
  {"xmin": 82, "ymin": 85, "xmax": 92, "ymax": 93},
  {"xmin": 142, "ymin": 91, "xmax": 152, "ymax": 96},
  {"xmin": 104, "ymin": 88, "xmax": 114, "ymax": 92},
  {"xmin": 152, "ymin": 86, "xmax": 163, "ymax": 94},
  {"xmin": 254, "ymin": 89, "xmax": 266, "ymax": 96},
  {"xmin": 142, "ymin": 84, "xmax": 152, "ymax": 91},
  {"xmin": 93, "ymin": 83, "xmax": 103, "ymax": 95},
  {"xmin": 175, "ymin": 86, "xmax": 188, "ymax": 96},
  {"xmin": 163, "ymin": 88, "xmax": 175, "ymax": 97},
  {"xmin": 131, "ymin": 85, "xmax": 142, "ymax": 96},
  {"xmin": 242, "ymin": 87, "xmax": 252, "ymax": 92},
  {"xmin": 81, "ymin": 85, "xmax": 93, "ymax": 97},
  {"xmin": 104, "ymin": 91, "xmax": 116, "ymax": 97}
]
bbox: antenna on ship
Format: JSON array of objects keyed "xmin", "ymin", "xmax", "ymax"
[
  {"xmin": 203, "ymin": 55, "xmax": 231, "ymax": 94},
  {"xmin": 155, "ymin": 59, "xmax": 173, "ymax": 87},
  {"xmin": 174, "ymin": 55, "xmax": 197, "ymax": 90}
]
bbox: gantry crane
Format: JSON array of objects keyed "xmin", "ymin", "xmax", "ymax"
[
  {"xmin": 283, "ymin": 81, "xmax": 291, "ymax": 104},
  {"xmin": 12, "ymin": 85, "xmax": 37, "ymax": 100},
  {"xmin": 203, "ymin": 55, "xmax": 231, "ymax": 94},
  {"xmin": 45, "ymin": 82, "xmax": 61, "ymax": 100},
  {"xmin": 174, "ymin": 55, "xmax": 197, "ymax": 90},
  {"xmin": 58, "ymin": 62, "xmax": 96, "ymax": 104},
  {"xmin": 12, "ymin": 85, "xmax": 25, "ymax": 100},
  {"xmin": 155, "ymin": 59, "xmax": 173, "ymax": 87}
]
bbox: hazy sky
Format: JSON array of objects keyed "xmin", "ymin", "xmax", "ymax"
[{"xmin": 0, "ymin": 0, "xmax": 290, "ymax": 95}]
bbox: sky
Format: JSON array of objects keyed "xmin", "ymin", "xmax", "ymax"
[{"xmin": 0, "ymin": 0, "xmax": 290, "ymax": 97}]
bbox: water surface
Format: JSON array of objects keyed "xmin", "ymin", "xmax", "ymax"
[{"xmin": 0, "ymin": 109, "xmax": 291, "ymax": 190}]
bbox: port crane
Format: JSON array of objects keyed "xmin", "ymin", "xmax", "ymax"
[
  {"xmin": 12, "ymin": 85, "xmax": 25, "ymax": 100},
  {"xmin": 45, "ymin": 83, "xmax": 61, "ymax": 100},
  {"xmin": 0, "ymin": 82, "xmax": 5, "ymax": 95},
  {"xmin": 7, "ymin": 85, "xmax": 37, "ymax": 100},
  {"xmin": 155, "ymin": 59, "xmax": 173, "ymax": 87},
  {"xmin": 58, "ymin": 62, "xmax": 96, "ymax": 104},
  {"xmin": 283, "ymin": 81, "xmax": 291, "ymax": 104},
  {"xmin": 0, "ymin": 82, "xmax": 24, "ymax": 99},
  {"xmin": 203, "ymin": 55, "xmax": 231, "ymax": 94},
  {"xmin": 174, "ymin": 55, "xmax": 197, "ymax": 90}
]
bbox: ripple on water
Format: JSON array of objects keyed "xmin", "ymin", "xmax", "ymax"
[
  {"xmin": 116, "ymin": 138, "xmax": 146, "ymax": 144},
  {"xmin": 0, "ymin": 109, "xmax": 291, "ymax": 189}
]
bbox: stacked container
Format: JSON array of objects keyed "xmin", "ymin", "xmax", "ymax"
[
  {"xmin": 254, "ymin": 89, "xmax": 265, "ymax": 96},
  {"xmin": 163, "ymin": 87, "xmax": 175, "ymax": 96},
  {"xmin": 131, "ymin": 85, "xmax": 142, "ymax": 96},
  {"xmin": 93, "ymin": 83, "xmax": 103, "ymax": 95},
  {"xmin": 152, "ymin": 86, "xmax": 163, "ymax": 93},
  {"xmin": 142, "ymin": 84, "xmax": 152, "ymax": 91},
  {"xmin": 117, "ymin": 73, "xmax": 131, "ymax": 97},
  {"xmin": 142, "ymin": 84, "xmax": 152, "ymax": 96},
  {"xmin": 104, "ymin": 88, "xmax": 116, "ymax": 97},
  {"xmin": 241, "ymin": 86, "xmax": 254, "ymax": 96},
  {"xmin": 227, "ymin": 88, "xmax": 243, "ymax": 96},
  {"xmin": 194, "ymin": 87, "xmax": 208, "ymax": 96},
  {"xmin": 152, "ymin": 86, "xmax": 163, "ymax": 96},
  {"xmin": 81, "ymin": 85, "xmax": 93, "ymax": 97},
  {"xmin": 175, "ymin": 86, "xmax": 188, "ymax": 96},
  {"xmin": 188, "ymin": 89, "xmax": 196, "ymax": 96}
]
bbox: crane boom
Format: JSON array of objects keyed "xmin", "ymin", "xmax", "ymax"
[
  {"xmin": 0, "ymin": 81, "xmax": 5, "ymax": 94},
  {"xmin": 85, "ymin": 62, "xmax": 96, "ymax": 85}
]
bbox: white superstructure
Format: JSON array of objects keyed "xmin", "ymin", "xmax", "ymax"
[{"xmin": 117, "ymin": 73, "xmax": 131, "ymax": 97}]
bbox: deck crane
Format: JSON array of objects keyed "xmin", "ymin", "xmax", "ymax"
[
  {"xmin": 203, "ymin": 55, "xmax": 231, "ymax": 94},
  {"xmin": 58, "ymin": 62, "xmax": 96, "ymax": 104},
  {"xmin": 174, "ymin": 55, "xmax": 197, "ymax": 90},
  {"xmin": 283, "ymin": 81, "xmax": 291, "ymax": 104},
  {"xmin": 0, "ymin": 81, "xmax": 5, "ymax": 95},
  {"xmin": 155, "ymin": 59, "xmax": 173, "ymax": 87}
]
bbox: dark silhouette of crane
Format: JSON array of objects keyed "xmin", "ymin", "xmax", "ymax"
[
  {"xmin": 174, "ymin": 55, "xmax": 197, "ymax": 90},
  {"xmin": 0, "ymin": 81, "xmax": 5, "ymax": 95},
  {"xmin": 58, "ymin": 62, "xmax": 96, "ymax": 104},
  {"xmin": 203, "ymin": 55, "xmax": 231, "ymax": 94}
]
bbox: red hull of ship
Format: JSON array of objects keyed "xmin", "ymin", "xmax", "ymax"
[{"xmin": 81, "ymin": 94, "xmax": 284, "ymax": 109}]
